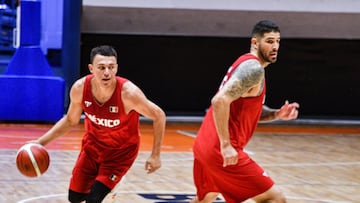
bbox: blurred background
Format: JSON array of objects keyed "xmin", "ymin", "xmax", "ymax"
[{"xmin": 1, "ymin": 0, "xmax": 360, "ymax": 122}]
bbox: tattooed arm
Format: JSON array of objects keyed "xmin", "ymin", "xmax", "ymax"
[
  {"xmin": 260, "ymin": 101, "xmax": 300, "ymax": 122},
  {"xmin": 260, "ymin": 105, "xmax": 278, "ymax": 122},
  {"xmin": 211, "ymin": 59, "xmax": 264, "ymax": 167}
]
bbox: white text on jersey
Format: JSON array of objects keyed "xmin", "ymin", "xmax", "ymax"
[{"xmin": 85, "ymin": 112, "xmax": 120, "ymax": 128}]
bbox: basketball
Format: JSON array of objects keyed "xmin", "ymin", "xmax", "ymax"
[{"xmin": 16, "ymin": 143, "xmax": 50, "ymax": 178}]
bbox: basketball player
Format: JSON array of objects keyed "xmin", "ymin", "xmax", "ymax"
[
  {"xmin": 191, "ymin": 20, "xmax": 300, "ymax": 203},
  {"xmin": 32, "ymin": 45, "xmax": 166, "ymax": 202}
]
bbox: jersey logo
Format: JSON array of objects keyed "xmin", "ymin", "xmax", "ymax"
[
  {"xmin": 84, "ymin": 101, "xmax": 92, "ymax": 107},
  {"xmin": 262, "ymin": 171, "xmax": 269, "ymax": 177},
  {"xmin": 109, "ymin": 174, "xmax": 118, "ymax": 182},
  {"xmin": 85, "ymin": 112, "xmax": 120, "ymax": 128},
  {"xmin": 109, "ymin": 106, "xmax": 118, "ymax": 113}
]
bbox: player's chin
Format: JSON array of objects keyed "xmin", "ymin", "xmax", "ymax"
[{"xmin": 269, "ymin": 57, "xmax": 277, "ymax": 63}]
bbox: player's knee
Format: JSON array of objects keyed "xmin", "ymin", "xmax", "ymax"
[
  {"xmin": 68, "ymin": 189, "xmax": 87, "ymax": 203},
  {"xmin": 253, "ymin": 186, "xmax": 286, "ymax": 203},
  {"xmin": 276, "ymin": 190, "xmax": 286, "ymax": 203},
  {"xmin": 86, "ymin": 181, "xmax": 111, "ymax": 203},
  {"xmin": 270, "ymin": 187, "xmax": 286, "ymax": 203}
]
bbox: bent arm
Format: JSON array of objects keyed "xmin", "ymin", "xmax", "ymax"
[
  {"xmin": 36, "ymin": 79, "xmax": 84, "ymax": 146},
  {"xmin": 122, "ymin": 81, "xmax": 166, "ymax": 173},
  {"xmin": 260, "ymin": 100, "xmax": 300, "ymax": 122},
  {"xmin": 259, "ymin": 105, "xmax": 278, "ymax": 122},
  {"xmin": 213, "ymin": 59, "xmax": 264, "ymax": 166}
]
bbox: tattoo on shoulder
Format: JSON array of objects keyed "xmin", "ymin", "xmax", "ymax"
[{"xmin": 225, "ymin": 59, "xmax": 264, "ymax": 98}]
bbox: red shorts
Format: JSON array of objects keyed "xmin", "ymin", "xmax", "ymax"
[
  {"xmin": 193, "ymin": 151, "xmax": 274, "ymax": 203},
  {"xmin": 69, "ymin": 140, "xmax": 139, "ymax": 193}
]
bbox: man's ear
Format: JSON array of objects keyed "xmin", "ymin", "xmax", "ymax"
[
  {"xmin": 88, "ymin": 64, "xmax": 93, "ymax": 73},
  {"xmin": 251, "ymin": 37, "xmax": 258, "ymax": 49}
]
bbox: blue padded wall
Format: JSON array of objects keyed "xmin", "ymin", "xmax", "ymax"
[
  {"xmin": 0, "ymin": 0, "xmax": 65, "ymax": 122},
  {"xmin": 0, "ymin": 75, "xmax": 65, "ymax": 121}
]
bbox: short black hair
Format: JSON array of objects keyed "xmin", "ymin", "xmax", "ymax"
[
  {"xmin": 251, "ymin": 20, "xmax": 280, "ymax": 38},
  {"xmin": 90, "ymin": 45, "xmax": 118, "ymax": 63}
]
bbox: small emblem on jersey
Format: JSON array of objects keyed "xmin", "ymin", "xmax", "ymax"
[
  {"xmin": 85, "ymin": 101, "xmax": 92, "ymax": 107},
  {"xmin": 109, "ymin": 106, "xmax": 118, "ymax": 113},
  {"xmin": 262, "ymin": 171, "xmax": 269, "ymax": 177},
  {"xmin": 109, "ymin": 174, "xmax": 118, "ymax": 182}
]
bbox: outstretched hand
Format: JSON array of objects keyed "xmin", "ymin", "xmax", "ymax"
[{"xmin": 276, "ymin": 100, "xmax": 300, "ymax": 120}]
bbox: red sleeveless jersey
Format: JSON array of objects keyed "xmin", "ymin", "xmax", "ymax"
[
  {"xmin": 81, "ymin": 75, "xmax": 140, "ymax": 149},
  {"xmin": 194, "ymin": 54, "xmax": 265, "ymax": 156}
]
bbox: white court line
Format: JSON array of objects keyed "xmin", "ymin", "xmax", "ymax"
[
  {"xmin": 0, "ymin": 134, "xmax": 81, "ymax": 140},
  {"xmin": 15, "ymin": 190, "xmax": 353, "ymax": 203},
  {"xmin": 109, "ymin": 190, "xmax": 353, "ymax": 203},
  {"xmin": 176, "ymin": 130, "xmax": 196, "ymax": 138},
  {"xmin": 132, "ymin": 158, "xmax": 360, "ymax": 168},
  {"xmin": 17, "ymin": 193, "xmax": 67, "ymax": 203},
  {"xmin": 176, "ymin": 130, "xmax": 254, "ymax": 155},
  {"xmin": 0, "ymin": 134, "xmax": 39, "ymax": 138},
  {"xmin": 262, "ymin": 161, "xmax": 360, "ymax": 167},
  {"xmin": 286, "ymin": 196, "xmax": 352, "ymax": 203}
]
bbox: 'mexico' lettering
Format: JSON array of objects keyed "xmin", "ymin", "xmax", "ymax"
[{"xmin": 85, "ymin": 112, "xmax": 120, "ymax": 128}]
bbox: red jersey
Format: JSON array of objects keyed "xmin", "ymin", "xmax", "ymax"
[
  {"xmin": 70, "ymin": 75, "xmax": 141, "ymax": 193},
  {"xmin": 81, "ymin": 75, "xmax": 140, "ymax": 149},
  {"xmin": 195, "ymin": 53, "xmax": 265, "ymax": 154},
  {"xmin": 193, "ymin": 54, "xmax": 272, "ymax": 202}
]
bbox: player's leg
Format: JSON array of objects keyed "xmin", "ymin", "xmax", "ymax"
[
  {"xmin": 93, "ymin": 144, "xmax": 140, "ymax": 202},
  {"xmin": 190, "ymin": 192, "xmax": 219, "ymax": 203},
  {"xmin": 69, "ymin": 181, "xmax": 111, "ymax": 203},
  {"xmin": 191, "ymin": 158, "xmax": 220, "ymax": 203},
  {"xmin": 68, "ymin": 190, "xmax": 88, "ymax": 203},
  {"xmin": 86, "ymin": 180, "xmax": 111, "ymax": 203},
  {"xmin": 68, "ymin": 148, "xmax": 98, "ymax": 203},
  {"xmin": 251, "ymin": 185, "xmax": 286, "ymax": 203}
]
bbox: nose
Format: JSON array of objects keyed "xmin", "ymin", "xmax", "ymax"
[
  {"xmin": 104, "ymin": 67, "xmax": 111, "ymax": 75},
  {"xmin": 273, "ymin": 42, "xmax": 280, "ymax": 50}
]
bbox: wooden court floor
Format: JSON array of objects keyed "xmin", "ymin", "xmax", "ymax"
[{"xmin": 0, "ymin": 122, "xmax": 360, "ymax": 202}]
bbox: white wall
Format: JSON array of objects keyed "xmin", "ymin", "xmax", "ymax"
[{"xmin": 81, "ymin": 0, "xmax": 360, "ymax": 39}]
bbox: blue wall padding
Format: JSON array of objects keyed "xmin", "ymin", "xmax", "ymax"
[
  {"xmin": 0, "ymin": 0, "xmax": 65, "ymax": 122},
  {"xmin": 4, "ymin": 46, "xmax": 55, "ymax": 76},
  {"xmin": 20, "ymin": 0, "xmax": 41, "ymax": 46},
  {"xmin": 0, "ymin": 75, "xmax": 65, "ymax": 122}
]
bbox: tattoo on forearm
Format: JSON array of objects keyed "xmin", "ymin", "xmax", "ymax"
[
  {"xmin": 260, "ymin": 105, "xmax": 277, "ymax": 122},
  {"xmin": 225, "ymin": 60, "xmax": 264, "ymax": 98}
]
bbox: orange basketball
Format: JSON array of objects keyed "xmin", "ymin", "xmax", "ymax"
[{"xmin": 16, "ymin": 143, "xmax": 50, "ymax": 178}]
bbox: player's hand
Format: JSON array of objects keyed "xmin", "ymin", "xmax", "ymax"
[
  {"xmin": 145, "ymin": 155, "xmax": 161, "ymax": 174},
  {"xmin": 276, "ymin": 100, "xmax": 300, "ymax": 120},
  {"xmin": 220, "ymin": 143, "xmax": 238, "ymax": 167}
]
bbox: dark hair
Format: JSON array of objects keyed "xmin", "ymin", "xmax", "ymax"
[
  {"xmin": 251, "ymin": 20, "xmax": 280, "ymax": 38},
  {"xmin": 90, "ymin": 45, "xmax": 118, "ymax": 63}
]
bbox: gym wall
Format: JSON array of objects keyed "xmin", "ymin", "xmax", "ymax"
[{"xmin": 80, "ymin": 0, "xmax": 360, "ymax": 119}]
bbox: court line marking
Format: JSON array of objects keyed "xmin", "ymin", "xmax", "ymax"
[
  {"xmin": 262, "ymin": 161, "xmax": 360, "ymax": 167},
  {"xmin": 176, "ymin": 130, "xmax": 254, "ymax": 155},
  {"xmin": 16, "ymin": 192, "xmax": 353, "ymax": 203},
  {"xmin": 0, "ymin": 134, "xmax": 81, "ymax": 139},
  {"xmin": 286, "ymin": 196, "xmax": 352, "ymax": 203},
  {"xmin": 176, "ymin": 130, "xmax": 196, "ymax": 138},
  {"xmin": 17, "ymin": 193, "xmax": 67, "ymax": 203}
]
